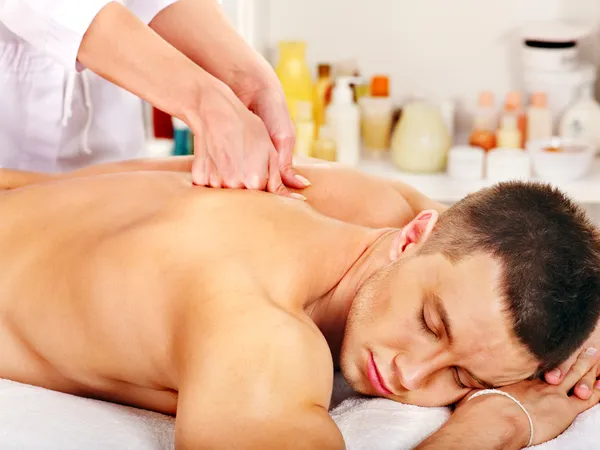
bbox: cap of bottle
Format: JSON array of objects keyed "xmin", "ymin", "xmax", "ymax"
[
  {"xmin": 318, "ymin": 64, "xmax": 331, "ymax": 78},
  {"xmin": 370, "ymin": 75, "xmax": 390, "ymax": 97},
  {"xmin": 478, "ymin": 91, "xmax": 494, "ymax": 107},
  {"xmin": 505, "ymin": 91, "xmax": 523, "ymax": 111},
  {"xmin": 530, "ymin": 92, "xmax": 548, "ymax": 108}
]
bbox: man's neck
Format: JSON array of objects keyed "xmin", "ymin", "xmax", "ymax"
[{"xmin": 307, "ymin": 229, "xmax": 397, "ymax": 365}]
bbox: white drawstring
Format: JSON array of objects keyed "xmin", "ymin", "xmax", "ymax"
[
  {"xmin": 62, "ymin": 71, "xmax": 76, "ymax": 127},
  {"xmin": 62, "ymin": 71, "xmax": 94, "ymax": 155},
  {"xmin": 80, "ymin": 71, "xmax": 93, "ymax": 155}
]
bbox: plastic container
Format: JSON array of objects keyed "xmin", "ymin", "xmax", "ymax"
[
  {"xmin": 496, "ymin": 115, "xmax": 522, "ymax": 149},
  {"xmin": 172, "ymin": 117, "xmax": 191, "ymax": 156},
  {"xmin": 326, "ymin": 76, "xmax": 361, "ymax": 166},
  {"xmin": 526, "ymin": 92, "xmax": 553, "ymax": 143},
  {"xmin": 559, "ymin": 84, "xmax": 600, "ymax": 154},
  {"xmin": 503, "ymin": 92, "xmax": 527, "ymax": 147},
  {"xmin": 313, "ymin": 64, "xmax": 332, "ymax": 139},
  {"xmin": 447, "ymin": 146, "xmax": 485, "ymax": 181},
  {"xmin": 360, "ymin": 75, "xmax": 393, "ymax": 156},
  {"xmin": 487, "ymin": 148, "xmax": 531, "ymax": 181},
  {"xmin": 469, "ymin": 91, "xmax": 497, "ymax": 151},
  {"xmin": 275, "ymin": 41, "xmax": 313, "ymax": 123},
  {"xmin": 294, "ymin": 101, "xmax": 315, "ymax": 157},
  {"xmin": 527, "ymin": 137, "xmax": 594, "ymax": 181},
  {"xmin": 391, "ymin": 100, "xmax": 451, "ymax": 173},
  {"xmin": 312, "ymin": 125, "xmax": 337, "ymax": 162}
]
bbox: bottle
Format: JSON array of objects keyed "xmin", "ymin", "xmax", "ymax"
[
  {"xmin": 439, "ymin": 99, "xmax": 455, "ymax": 142},
  {"xmin": 293, "ymin": 101, "xmax": 315, "ymax": 157},
  {"xmin": 469, "ymin": 91, "xmax": 497, "ymax": 151},
  {"xmin": 275, "ymin": 41, "xmax": 313, "ymax": 123},
  {"xmin": 172, "ymin": 117, "xmax": 191, "ymax": 156},
  {"xmin": 526, "ymin": 92, "xmax": 553, "ymax": 143},
  {"xmin": 503, "ymin": 92, "xmax": 527, "ymax": 148},
  {"xmin": 326, "ymin": 76, "xmax": 361, "ymax": 166},
  {"xmin": 496, "ymin": 114, "xmax": 522, "ymax": 148},
  {"xmin": 360, "ymin": 75, "xmax": 393, "ymax": 157},
  {"xmin": 560, "ymin": 85, "xmax": 600, "ymax": 154},
  {"xmin": 313, "ymin": 64, "xmax": 332, "ymax": 139},
  {"xmin": 312, "ymin": 125, "xmax": 337, "ymax": 161},
  {"xmin": 391, "ymin": 100, "xmax": 451, "ymax": 173}
]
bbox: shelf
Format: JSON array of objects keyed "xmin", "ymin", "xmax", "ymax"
[
  {"xmin": 357, "ymin": 156, "xmax": 600, "ymax": 205},
  {"xmin": 144, "ymin": 139, "xmax": 600, "ymax": 204}
]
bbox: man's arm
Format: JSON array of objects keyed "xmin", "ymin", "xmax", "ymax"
[
  {"xmin": 415, "ymin": 396, "xmax": 526, "ymax": 450},
  {"xmin": 174, "ymin": 303, "xmax": 344, "ymax": 449},
  {"xmin": 293, "ymin": 161, "xmax": 447, "ymax": 229}
]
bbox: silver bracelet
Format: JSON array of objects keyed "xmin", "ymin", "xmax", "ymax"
[{"xmin": 467, "ymin": 389, "xmax": 534, "ymax": 447}]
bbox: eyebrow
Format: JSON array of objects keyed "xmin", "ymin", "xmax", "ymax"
[{"xmin": 429, "ymin": 292, "xmax": 495, "ymax": 390}]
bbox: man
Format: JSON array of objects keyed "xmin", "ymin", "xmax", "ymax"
[{"xmin": 0, "ymin": 156, "xmax": 599, "ymax": 449}]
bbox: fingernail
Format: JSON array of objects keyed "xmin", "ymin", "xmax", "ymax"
[
  {"xmin": 579, "ymin": 383, "xmax": 590, "ymax": 392},
  {"xmin": 247, "ymin": 175, "xmax": 260, "ymax": 190},
  {"xmin": 549, "ymin": 368, "xmax": 561, "ymax": 378},
  {"xmin": 585, "ymin": 347, "xmax": 597, "ymax": 357},
  {"xmin": 295, "ymin": 175, "xmax": 311, "ymax": 187},
  {"xmin": 290, "ymin": 193, "xmax": 307, "ymax": 201}
]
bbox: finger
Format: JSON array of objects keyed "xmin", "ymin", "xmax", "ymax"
[
  {"xmin": 192, "ymin": 152, "xmax": 209, "ymax": 186},
  {"xmin": 545, "ymin": 353, "xmax": 578, "ymax": 385},
  {"xmin": 563, "ymin": 348, "xmax": 600, "ymax": 391},
  {"xmin": 208, "ymin": 155, "xmax": 222, "ymax": 189},
  {"xmin": 569, "ymin": 366, "xmax": 600, "ymax": 417},
  {"xmin": 267, "ymin": 150, "xmax": 304, "ymax": 200},
  {"xmin": 573, "ymin": 362, "xmax": 599, "ymax": 400}
]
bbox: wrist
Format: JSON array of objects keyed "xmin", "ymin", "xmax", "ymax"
[{"xmin": 460, "ymin": 396, "xmax": 530, "ymax": 449}]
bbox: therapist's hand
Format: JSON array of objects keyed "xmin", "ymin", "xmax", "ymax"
[
  {"xmin": 231, "ymin": 73, "xmax": 309, "ymax": 191},
  {"xmin": 187, "ymin": 78, "xmax": 304, "ymax": 196},
  {"xmin": 545, "ymin": 322, "xmax": 600, "ymax": 397}
]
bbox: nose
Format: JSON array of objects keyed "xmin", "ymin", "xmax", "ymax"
[{"xmin": 393, "ymin": 352, "xmax": 446, "ymax": 391}]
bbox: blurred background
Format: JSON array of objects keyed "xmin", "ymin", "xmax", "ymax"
[{"xmin": 147, "ymin": 0, "xmax": 600, "ymax": 221}]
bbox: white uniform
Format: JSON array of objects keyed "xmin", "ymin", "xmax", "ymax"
[{"xmin": 0, "ymin": 0, "xmax": 177, "ymax": 172}]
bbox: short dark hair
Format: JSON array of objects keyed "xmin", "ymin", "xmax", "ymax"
[{"xmin": 421, "ymin": 181, "xmax": 600, "ymax": 372}]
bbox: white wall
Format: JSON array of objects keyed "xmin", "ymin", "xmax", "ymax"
[{"xmin": 265, "ymin": 0, "xmax": 562, "ymax": 131}]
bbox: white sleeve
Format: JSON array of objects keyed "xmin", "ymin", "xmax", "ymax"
[
  {"xmin": 125, "ymin": 0, "xmax": 178, "ymax": 25},
  {"xmin": 0, "ymin": 0, "xmax": 116, "ymax": 71}
]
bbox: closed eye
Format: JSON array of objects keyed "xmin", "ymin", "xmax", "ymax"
[{"xmin": 419, "ymin": 306, "xmax": 440, "ymax": 341}]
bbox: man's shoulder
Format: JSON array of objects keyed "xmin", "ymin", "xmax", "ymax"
[{"xmin": 182, "ymin": 305, "xmax": 335, "ymax": 409}]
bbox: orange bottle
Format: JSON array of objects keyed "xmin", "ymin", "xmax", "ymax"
[
  {"xmin": 503, "ymin": 91, "xmax": 527, "ymax": 148},
  {"xmin": 469, "ymin": 91, "xmax": 497, "ymax": 152}
]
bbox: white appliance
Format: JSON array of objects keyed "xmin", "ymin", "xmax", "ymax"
[{"xmin": 520, "ymin": 21, "xmax": 597, "ymax": 132}]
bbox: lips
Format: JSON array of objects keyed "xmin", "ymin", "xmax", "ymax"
[{"xmin": 367, "ymin": 352, "xmax": 394, "ymax": 396}]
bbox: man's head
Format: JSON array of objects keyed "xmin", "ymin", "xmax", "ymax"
[{"xmin": 340, "ymin": 181, "xmax": 600, "ymax": 406}]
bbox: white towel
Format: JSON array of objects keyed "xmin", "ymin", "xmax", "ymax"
[
  {"xmin": 0, "ymin": 376, "xmax": 598, "ymax": 449},
  {"xmin": 330, "ymin": 374, "xmax": 600, "ymax": 450}
]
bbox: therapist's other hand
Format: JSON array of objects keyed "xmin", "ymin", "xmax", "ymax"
[
  {"xmin": 187, "ymin": 79, "xmax": 300, "ymax": 197},
  {"xmin": 545, "ymin": 322, "xmax": 600, "ymax": 398}
]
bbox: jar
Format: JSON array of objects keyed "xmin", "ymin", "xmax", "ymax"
[{"xmin": 391, "ymin": 101, "xmax": 451, "ymax": 173}]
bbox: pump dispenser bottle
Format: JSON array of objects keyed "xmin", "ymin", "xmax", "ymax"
[{"xmin": 326, "ymin": 76, "xmax": 361, "ymax": 165}]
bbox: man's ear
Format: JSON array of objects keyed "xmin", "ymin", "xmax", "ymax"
[{"xmin": 390, "ymin": 210, "xmax": 439, "ymax": 261}]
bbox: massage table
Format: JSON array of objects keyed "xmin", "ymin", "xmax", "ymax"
[{"xmin": 0, "ymin": 375, "xmax": 598, "ymax": 449}]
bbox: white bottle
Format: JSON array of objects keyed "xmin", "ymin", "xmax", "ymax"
[
  {"xmin": 526, "ymin": 92, "xmax": 553, "ymax": 143},
  {"xmin": 326, "ymin": 76, "xmax": 361, "ymax": 165},
  {"xmin": 560, "ymin": 85, "xmax": 600, "ymax": 154}
]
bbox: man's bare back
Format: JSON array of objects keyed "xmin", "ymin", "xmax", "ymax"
[{"xmin": 0, "ymin": 161, "xmax": 424, "ymax": 447}]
